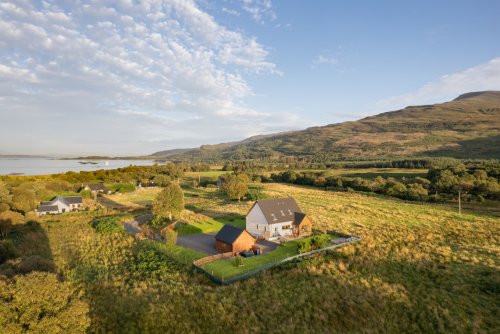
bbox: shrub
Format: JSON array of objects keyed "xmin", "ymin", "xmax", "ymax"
[
  {"xmin": 246, "ymin": 188, "xmax": 268, "ymax": 201},
  {"xmin": 129, "ymin": 242, "xmax": 175, "ymax": 279},
  {"xmin": 311, "ymin": 235, "xmax": 330, "ymax": 250},
  {"xmin": 297, "ymin": 239, "xmax": 312, "ymax": 253},
  {"xmin": 163, "ymin": 228, "xmax": 177, "ymax": 248},
  {"xmin": 90, "ymin": 216, "xmax": 125, "ymax": 234},
  {"xmin": 233, "ymin": 255, "xmax": 243, "ymax": 267}
]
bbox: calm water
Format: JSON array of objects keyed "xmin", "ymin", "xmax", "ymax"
[{"xmin": 0, "ymin": 156, "xmax": 160, "ymax": 176}]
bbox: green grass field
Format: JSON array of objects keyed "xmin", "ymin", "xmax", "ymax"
[
  {"xmin": 176, "ymin": 215, "xmax": 246, "ymax": 235},
  {"xmin": 185, "ymin": 170, "xmax": 230, "ymax": 178},
  {"xmin": 202, "ymin": 236, "xmax": 333, "ymax": 279},
  {"xmin": 101, "ymin": 188, "xmax": 161, "ymax": 208}
]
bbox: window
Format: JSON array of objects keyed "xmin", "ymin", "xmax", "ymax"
[
  {"xmin": 280, "ymin": 210, "xmax": 285, "ymax": 216},
  {"xmin": 282, "ymin": 225, "xmax": 290, "ymax": 230},
  {"xmin": 256, "ymin": 224, "xmax": 259, "ymax": 230},
  {"xmin": 271, "ymin": 214, "xmax": 277, "ymax": 221}
]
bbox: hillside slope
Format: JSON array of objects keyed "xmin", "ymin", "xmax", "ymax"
[{"xmin": 176, "ymin": 91, "xmax": 500, "ymax": 160}]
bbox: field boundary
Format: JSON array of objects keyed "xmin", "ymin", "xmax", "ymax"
[
  {"xmin": 193, "ymin": 252, "xmax": 233, "ymax": 266},
  {"xmin": 193, "ymin": 236, "xmax": 362, "ymax": 285}
]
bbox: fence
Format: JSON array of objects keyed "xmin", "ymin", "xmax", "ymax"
[
  {"xmin": 193, "ymin": 236, "xmax": 362, "ymax": 285},
  {"xmin": 193, "ymin": 252, "xmax": 233, "ymax": 266}
]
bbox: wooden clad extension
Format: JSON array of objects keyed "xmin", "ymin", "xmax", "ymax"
[{"xmin": 215, "ymin": 225, "xmax": 256, "ymax": 254}]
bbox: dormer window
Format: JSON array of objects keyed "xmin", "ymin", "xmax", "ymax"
[
  {"xmin": 280, "ymin": 210, "xmax": 285, "ymax": 216},
  {"xmin": 271, "ymin": 214, "xmax": 277, "ymax": 221},
  {"xmin": 288, "ymin": 209, "xmax": 293, "ymax": 215}
]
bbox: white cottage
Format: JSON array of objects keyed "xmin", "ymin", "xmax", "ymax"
[
  {"xmin": 246, "ymin": 197, "xmax": 312, "ymax": 240},
  {"xmin": 36, "ymin": 196, "xmax": 83, "ymax": 216}
]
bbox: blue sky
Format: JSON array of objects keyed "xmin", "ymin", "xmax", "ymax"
[{"xmin": 0, "ymin": 0, "xmax": 499, "ymax": 156}]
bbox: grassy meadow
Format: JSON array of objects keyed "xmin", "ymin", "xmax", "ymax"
[{"xmin": 2, "ymin": 182, "xmax": 498, "ymax": 333}]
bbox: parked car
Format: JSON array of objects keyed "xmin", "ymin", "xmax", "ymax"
[{"xmin": 240, "ymin": 251, "xmax": 254, "ymax": 258}]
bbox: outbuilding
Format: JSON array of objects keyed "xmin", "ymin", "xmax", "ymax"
[{"xmin": 214, "ymin": 225, "xmax": 255, "ymax": 255}]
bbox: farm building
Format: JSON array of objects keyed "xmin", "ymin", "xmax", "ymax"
[
  {"xmin": 246, "ymin": 197, "xmax": 312, "ymax": 240},
  {"xmin": 215, "ymin": 225, "xmax": 255, "ymax": 254},
  {"xmin": 36, "ymin": 196, "xmax": 83, "ymax": 216},
  {"xmin": 84, "ymin": 183, "xmax": 112, "ymax": 195}
]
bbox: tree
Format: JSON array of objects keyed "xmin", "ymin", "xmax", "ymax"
[
  {"xmin": 153, "ymin": 183, "xmax": 184, "ymax": 221},
  {"xmin": 221, "ymin": 174, "xmax": 248, "ymax": 201}
]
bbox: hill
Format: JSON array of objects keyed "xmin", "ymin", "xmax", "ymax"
[
  {"xmin": 172, "ymin": 91, "xmax": 500, "ymax": 161},
  {"xmin": 150, "ymin": 148, "xmax": 194, "ymax": 158}
]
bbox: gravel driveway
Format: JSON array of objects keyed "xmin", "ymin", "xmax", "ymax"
[{"xmin": 176, "ymin": 232, "xmax": 218, "ymax": 255}]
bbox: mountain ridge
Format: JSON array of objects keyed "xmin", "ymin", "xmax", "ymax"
[{"xmin": 154, "ymin": 91, "xmax": 500, "ymax": 161}]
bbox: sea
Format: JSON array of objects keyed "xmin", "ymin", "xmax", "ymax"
[{"xmin": 0, "ymin": 156, "xmax": 160, "ymax": 176}]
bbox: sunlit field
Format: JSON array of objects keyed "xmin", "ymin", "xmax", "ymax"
[{"xmin": 2, "ymin": 182, "xmax": 498, "ymax": 333}]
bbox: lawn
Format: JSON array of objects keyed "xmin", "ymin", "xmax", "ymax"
[
  {"xmin": 201, "ymin": 236, "xmax": 332, "ymax": 279},
  {"xmin": 176, "ymin": 218, "xmax": 224, "ymax": 235},
  {"xmin": 176, "ymin": 215, "xmax": 246, "ymax": 235}
]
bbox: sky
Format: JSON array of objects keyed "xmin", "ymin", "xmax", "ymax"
[{"xmin": 1, "ymin": 0, "xmax": 499, "ymax": 156}]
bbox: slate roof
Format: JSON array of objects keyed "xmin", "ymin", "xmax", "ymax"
[
  {"xmin": 294, "ymin": 212, "xmax": 308, "ymax": 226},
  {"xmin": 215, "ymin": 225, "xmax": 248, "ymax": 244},
  {"xmin": 36, "ymin": 205, "xmax": 59, "ymax": 212},
  {"xmin": 251, "ymin": 197, "xmax": 303, "ymax": 225},
  {"xmin": 57, "ymin": 196, "xmax": 83, "ymax": 205}
]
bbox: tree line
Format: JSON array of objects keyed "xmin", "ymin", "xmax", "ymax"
[{"xmin": 266, "ymin": 163, "xmax": 500, "ymax": 203}]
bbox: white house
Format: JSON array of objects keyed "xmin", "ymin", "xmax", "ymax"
[
  {"xmin": 36, "ymin": 196, "xmax": 83, "ymax": 216},
  {"xmin": 246, "ymin": 197, "xmax": 312, "ymax": 240}
]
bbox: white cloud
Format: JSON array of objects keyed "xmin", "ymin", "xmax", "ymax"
[
  {"xmin": 0, "ymin": 0, "xmax": 300, "ymax": 155},
  {"xmin": 311, "ymin": 54, "xmax": 338, "ymax": 69},
  {"xmin": 241, "ymin": 0, "xmax": 276, "ymax": 23},
  {"xmin": 375, "ymin": 57, "xmax": 500, "ymax": 110}
]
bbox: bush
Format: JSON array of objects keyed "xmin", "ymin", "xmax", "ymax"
[
  {"xmin": 91, "ymin": 216, "xmax": 125, "ymax": 234},
  {"xmin": 297, "ymin": 239, "xmax": 312, "ymax": 253},
  {"xmin": 129, "ymin": 242, "xmax": 175, "ymax": 279},
  {"xmin": 246, "ymin": 188, "xmax": 268, "ymax": 201},
  {"xmin": 233, "ymin": 255, "xmax": 243, "ymax": 267},
  {"xmin": 163, "ymin": 228, "xmax": 177, "ymax": 247},
  {"xmin": 311, "ymin": 235, "xmax": 330, "ymax": 250}
]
